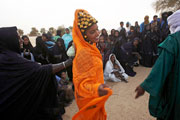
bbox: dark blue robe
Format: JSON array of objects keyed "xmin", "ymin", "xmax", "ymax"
[{"xmin": 0, "ymin": 27, "xmax": 61, "ymax": 120}]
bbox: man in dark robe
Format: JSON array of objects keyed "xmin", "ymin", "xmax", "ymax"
[
  {"xmin": 140, "ymin": 24, "xmax": 154, "ymax": 67},
  {"xmin": 160, "ymin": 12, "xmax": 170, "ymax": 42},
  {"xmin": 119, "ymin": 38, "xmax": 139, "ymax": 77},
  {"xmin": 151, "ymin": 26, "xmax": 161, "ymax": 64},
  {"xmin": 0, "ymin": 27, "xmax": 72, "ymax": 120}
]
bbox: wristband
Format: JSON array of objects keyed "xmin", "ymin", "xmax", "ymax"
[{"xmin": 62, "ymin": 62, "xmax": 66, "ymax": 69}]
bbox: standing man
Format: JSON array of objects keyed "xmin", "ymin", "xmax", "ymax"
[
  {"xmin": 53, "ymin": 29, "xmax": 62, "ymax": 42},
  {"xmin": 135, "ymin": 10, "xmax": 180, "ymax": 120},
  {"xmin": 140, "ymin": 15, "xmax": 149, "ymax": 33},
  {"xmin": 118, "ymin": 21, "xmax": 125, "ymax": 32},
  {"xmin": 125, "ymin": 22, "xmax": 131, "ymax": 33}
]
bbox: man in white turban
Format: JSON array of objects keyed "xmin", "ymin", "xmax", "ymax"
[{"xmin": 168, "ymin": 10, "xmax": 180, "ymax": 34}]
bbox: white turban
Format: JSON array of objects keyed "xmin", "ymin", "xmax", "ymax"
[{"xmin": 167, "ymin": 10, "xmax": 180, "ymax": 34}]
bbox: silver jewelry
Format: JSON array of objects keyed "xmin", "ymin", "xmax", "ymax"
[{"xmin": 62, "ymin": 62, "xmax": 66, "ymax": 69}]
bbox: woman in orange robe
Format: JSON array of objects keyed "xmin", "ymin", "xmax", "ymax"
[{"xmin": 72, "ymin": 9, "xmax": 112, "ymax": 120}]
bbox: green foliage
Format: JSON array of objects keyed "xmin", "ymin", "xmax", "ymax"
[
  {"xmin": 57, "ymin": 25, "xmax": 66, "ymax": 36},
  {"xmin": 29, "ymin": 27, "xmax": 39, "ymax": 36},
  {"xmin": 48, "ymin": 27, "xmax": 56, "ymax": 36},
  {"xmin": 40, "ymin": 28, "xmax": 46, "ymax": 34},
  {"xmin": 28, "ymin": 25, "xmax": 73, "ymax": 37},
  {"xmin": 17, "ymin": 29, "xmax": 24, "ymax": 36},
  {"xmin": 69, "ymin": 26, "xmax": 73, "ymax": 31}
]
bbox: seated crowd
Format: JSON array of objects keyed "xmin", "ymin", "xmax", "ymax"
[{"xmin": 18, "ymin": 12, "xmax": 172, "ymax": 117}]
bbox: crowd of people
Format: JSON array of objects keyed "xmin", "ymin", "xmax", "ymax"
[
  {"xmin": 0, "ymin": 8, "xmax": 180, "ymax": 120},
  {"xmin": 97, "ymin": 11, "xmax": 173, "ymax": 82},
  {"xmin": 13, "ymin": 10, "xmax": 173, "ymax": 118},
  {"xmin": 19, "ymin": 11, "xmax": 173, "ymax": 84}
]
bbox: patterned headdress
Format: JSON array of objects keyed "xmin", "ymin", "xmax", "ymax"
[{"xmin": 77, "ymin": 11, "xmax": 98, "ymax": 40}]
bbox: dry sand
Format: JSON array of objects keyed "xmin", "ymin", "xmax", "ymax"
[{"xmin": 63, "ymin": 67, "xmax": 156, "ymax": 120}]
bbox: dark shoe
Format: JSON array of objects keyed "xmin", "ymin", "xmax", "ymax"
[
  {"xmin": 128, "ymin": 71, "xmax": 136, "ymax": 77},
  {"xmin": 125, "ymin": 64, "xmax": 136, "ymax": 77},
  {"xmin": 134, "ymin": 63, "xmax": 139, "ymax": 67}
]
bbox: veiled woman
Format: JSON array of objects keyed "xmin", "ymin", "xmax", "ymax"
[
  {"xmin": 72, "ymin": 9, "xmax": 112, "ymax": 120},
  {"xmin": 0, "ymin": 27, "xmax": 72, "ymax": 120}
]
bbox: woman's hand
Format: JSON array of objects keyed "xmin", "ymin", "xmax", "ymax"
[
  {"xmin": 98, "ymin": 84, "xmax": 110, "ymax": 97},
  {"xmin": 135, "ymin": 85, "xmax": 145, "ymax": 99}
]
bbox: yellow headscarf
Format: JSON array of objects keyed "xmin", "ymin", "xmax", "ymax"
[{"xmin": 144, "ymin": 15, "xmax": 149, "ymax": 25}]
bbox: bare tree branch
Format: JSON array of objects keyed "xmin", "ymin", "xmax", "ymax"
[{"xmin": 154, "ymin": 0, "xmax": 180, "ymax": 12}]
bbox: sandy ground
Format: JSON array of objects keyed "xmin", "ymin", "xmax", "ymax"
[
  {"xmin": 29, "ymin": 37, "xmax": 155, "ymax": 120},
  {"xmin": 62, "ymin": 66, "xmax": 156, "ymax": 120}
]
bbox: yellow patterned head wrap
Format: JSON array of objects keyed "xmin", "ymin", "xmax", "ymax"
[{"xmin": 77, "ymin": 10, "xmax": 98, "ymax": 40}]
